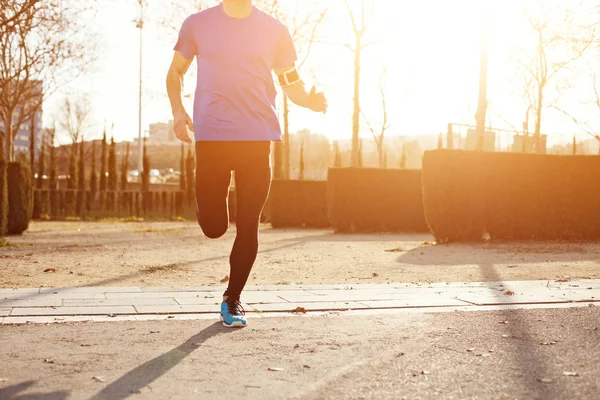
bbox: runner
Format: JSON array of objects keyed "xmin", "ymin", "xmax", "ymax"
[{"xmin": 166, "ymin": 0, "xmax": 328, "ymax": 327}]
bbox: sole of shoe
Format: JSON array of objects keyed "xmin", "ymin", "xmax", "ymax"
[{"xmin": 220, "ymin": 314, "xmax": 247, "ymax": 328}]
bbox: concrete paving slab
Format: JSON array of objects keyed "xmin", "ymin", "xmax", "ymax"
[
  {"xmin": 39, "ymin": 287, "xmax": 144, "ymax": 293},
  {"xmin": 0, "ymin": 308, "xmax": 11, "ymax": 317},
  {"xmin": 105, "ymin": 291, "xmax": 214, "ymax": 299},
  {"xmin": 134, "ymin": 304, "xmax": 219, "ymax": 314},
  {"xmin": 0, "ymin": 292, "xmax": 108, "ymax": 300},
  {"xmin": 173, "ymin": 297, "xmax": 226, "ymax": 306},
  {"xmin": 0, "ymin": 288, "xmax": 40, "ymax": 295},
  {"xmin": 250, "ymin": 301, "xmax": 368, "ymax": 312},
  {"xmin": 357, "ymin": 298, "xmax": 470, "ymax": 308},
  {"xmin": 0, "ymin": 298, "xmax": 63, "ymax": 307},
  {"xmin": 9, "ymin": 305, "xmax": 136, "ymax": 316},
  {"xmin": 62, "ymin": 298, "xmax": 179, "ymax": 306}
]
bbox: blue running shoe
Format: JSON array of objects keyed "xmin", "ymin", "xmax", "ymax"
[{"xmin": 220, "ymin": 299, "xmax": 247, "ymax": 328}]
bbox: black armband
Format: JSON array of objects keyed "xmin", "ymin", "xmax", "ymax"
[{"xmin": 278, "ymin": 67, "xmax": 301, "ymax": 86}]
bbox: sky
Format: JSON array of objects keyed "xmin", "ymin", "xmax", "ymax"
[{"xmin": 45, "ymin": 0, "xmax": 600, "ymax": 147}]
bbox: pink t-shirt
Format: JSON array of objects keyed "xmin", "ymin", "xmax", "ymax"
[{"xmin": 174, "ymin": 4, "xmax": 297, "ymax": 141}]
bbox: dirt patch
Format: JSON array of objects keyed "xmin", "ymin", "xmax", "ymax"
[{"xmin": 1, "ymin": 221, "xmax": 599, "ymax": 288}]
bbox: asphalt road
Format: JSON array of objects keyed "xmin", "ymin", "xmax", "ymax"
[{"xmin": 0, "ymin": 307, "xmax": 598, "ymax": 400}]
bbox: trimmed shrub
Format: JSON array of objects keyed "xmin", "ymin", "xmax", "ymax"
[
  {"xmin": 32, "ymin": 189, "xmax": 42, "ymax": 220},
  {"xmin": 64, "ymin": 189, "xmax": 77, "ymax": 217},
  {"xmin": 0, "ymin": 162, "xmax": 8, "ymax": 237},
  {"xmin": 421, "ymin": 150, "xmax": 486, "ymax": 242},
  {"xmin": 162, "ymin": 191, "xmax": 168, "ymax": 213},
  {"xmin": 269, "ymin": 180, "xmax": 328, "ymax": 228},
  {"xmin": 49, "ymin": 189, "xmax": 59, "ymax": 219},
  {"xmin": 327, "ymin": 168, "xmax": 428, "ymax": 233},
  {"xmin": 7, "ymin": 162, "xmax": 32, "ymax": 234},
  {"xmin": 422, "ymin": 150, "xmax": 600, "ymax": 242}
]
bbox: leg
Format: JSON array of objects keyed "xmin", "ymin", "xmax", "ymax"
[
  {"xmin": 223, "ymin": 142, "xmax": 271, "ymax": 301},
  {"xmin": 195, "ymin": 142, "xmax": 232, "ymax": 239}
]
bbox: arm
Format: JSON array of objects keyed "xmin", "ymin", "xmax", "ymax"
[
  {"xmin": 166, "ymin": 51, "xmax": 194, "ymax": 143},
  {"xmin": 274, "ymin": 65, "xmax": 327, "ymax": 113}
]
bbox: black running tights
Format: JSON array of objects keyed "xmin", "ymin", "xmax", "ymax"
[{"xmin": 195, "ymin": 141, "xmax": 271, "ymax": 302}]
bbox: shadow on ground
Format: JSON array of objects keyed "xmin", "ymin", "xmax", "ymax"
[
  {"xmin": 88, "ymin": 322, "xmax": 232, "ymax": 400},
  {"xmin": 0, "ymin": 380, "xmax": 69, "ymax": 400}
]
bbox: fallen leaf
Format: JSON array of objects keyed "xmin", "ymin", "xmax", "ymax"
[
  {"xmin": 537, "ymin": 378, "xmax": 553, "ymax": 384},
  {"xmin": 504, "ymin": 291, "xmax": 516, "ymax": 296},
  {"xmin": 372, "ymin": 272, "xmax": 379, "ymax": 277},
  {"xmin": 499, "ymin": 321, "xmax": 509, "ymax": 324},
  {"xmin": 150, "ymin": 331, "xmax": 160, "ymax": 334},
  {"xmin": 268, "ymin": 367, "xmax": 284, "ymax": 372},
  {"xmin": 563, "ymin": 371, "xmax": 579, "ymax": 376},
  {"xmin": 466, "ymin": 348, "xmax": 475, "ymax": 352},
  {"xmin": 397, "ymin": 352, "xmax": 405, "ymax": 357},
  {"xmin": 43, "ymin": 358, "xmax": 54, "ymax": 364},
  {"xmin": 92, "ymin": 376, "xmax": 105, "ymax": 383},
  {"xmin": 303, "ymin": 365, "xmax": 311, "ymax": 369},
  {"xmin": 294, "ymin": 344, "xmax": 300, "ymax": 349},
  {"xmin": 292, "ymin": 307, "xmax": 307, "ymax": 313},
  {"xmin": 167, "ymin": 316, "xmax": 175, "ymax": 319},
  {"xmin": 43, "ymin": 268, "xmax": 56, "ymax": 273},
  {"xmin": 384, "ymin": 247, "xmax": 405, "ymax": 253},
  {"xmin": 421, "ymin": 370, "xmax": 430, "ymax": 375},
  {"xmin": 220, "ymin": 275, "xmax": 230, "ymax": 283}
]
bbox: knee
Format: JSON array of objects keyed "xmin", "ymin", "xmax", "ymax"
[
  {"xmin": 199, "ymin": 221, "xmax": 228, "ymax": 239},
  {"xmin": 199, "ymin": 220, "xmax": 228, "ymax": 239}
]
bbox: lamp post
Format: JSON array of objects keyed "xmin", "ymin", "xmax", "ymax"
[
  {"xmin": 135, "ymin": 0, "xmax": 145, "ymax": 174},
  {"xmin": 475, "ymin": 7, "xmax": 489, "ymax": 152}
]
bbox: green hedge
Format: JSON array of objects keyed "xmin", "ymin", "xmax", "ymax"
[
  {"xmin": 422, "ymin": 149, "xmax": 600, "ymax": 242},
  {"xmin": 7, "ymin": 162, "xmax": 32, "ymax": 235},
  {"xmin": 0, "ymin": 162, "xmax": 7, "ymax": 237},
  {"xmin": 268, "ymin": 180, "xmax": 328, "ymax": 228},
  {"xmin": 327, "ymin": 168, "xmax": 429, "ymax": 233}
]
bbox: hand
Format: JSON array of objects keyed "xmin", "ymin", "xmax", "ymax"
[
  {"xmin": 173, "ymin": 109, "xmax": 194, "ymax": 144},
  {"xmin": 307, "ymin": 86, "xmax": 328, "ymax": 114}
]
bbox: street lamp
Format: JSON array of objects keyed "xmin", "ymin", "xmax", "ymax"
[
  {"xmin": 475, "ymin": 7, "xmax": 489, "ymax": 152},
  {"xmin": 135, "ymin": 0, "xmax": 146, "ymax": 173}
]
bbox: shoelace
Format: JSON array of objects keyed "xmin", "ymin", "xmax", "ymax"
[{"xmin": 227, "ymin": 300, "xmax": 246, "ymax": 316}]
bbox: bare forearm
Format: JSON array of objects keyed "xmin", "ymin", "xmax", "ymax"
[
  {"xmin": 282, "ymin": 82, "xmax": 310, "ymax": 108},
  {"xmin": 166, "ymin": 68, "xmax": 185, "ymax": 114}
]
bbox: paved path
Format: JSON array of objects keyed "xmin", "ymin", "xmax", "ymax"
[{"xmin": 1, "ymin": 279, "xmax": 599, "ymax": 324}]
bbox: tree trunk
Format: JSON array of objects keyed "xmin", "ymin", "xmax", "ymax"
[
  {"xmin": 283, "ymin": 94, "xmax": 290, "ymax": 180},
  {"xmin": 377, "ymin": 138, "xmax": 384, "ymax": 168},
  {"xmin": 30, "ymin": 115, "xmax": 36, "ymax": 173},
  {"xmin": 5, "ymin": 118, "xmax": 15, "ymax": 162},
  {"xmin": 351, "ymin": 36, "xmax": 361, "ymax": 167},
  {"xmin": 534, "ymin": 84, "xmax": 544, "ymax": 153}
]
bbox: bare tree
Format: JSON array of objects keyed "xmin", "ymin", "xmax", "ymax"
[
  {"xmin": 57, "ymin": 96, "xmax": 93, "ymax": 146},
  {"xmin": 361, "ymin": 68, "xmax": 389, "ymax": 168},
  {"xmin": 344, "ymin": 0, "xmax": 375, "ymax": 167},
  {"xmin": 518, "ymin": 4, "xmax": 596, "ymax": 153},
  {"xmin": 268, "ymin": 0, "xmax": 326, "ymax": 179},
  {"xmin": 0, "ymin": 0, "xmax": 94, "ymax": 161}
]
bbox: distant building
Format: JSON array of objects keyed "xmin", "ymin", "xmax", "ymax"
[
  {"xmin": 148, "ymin": 121, "xmax": 175, "ymax": 143},
  {"xmin": 465, "ymin": 128, "xmax": 496, "ymax": 152},
  {"xmin": 0, "ymin": 80, "xmax": 44, "ymax": 156},
  {"xmin": 511, "ymin": 134, "xmax": 547, "ymax": 153}
]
